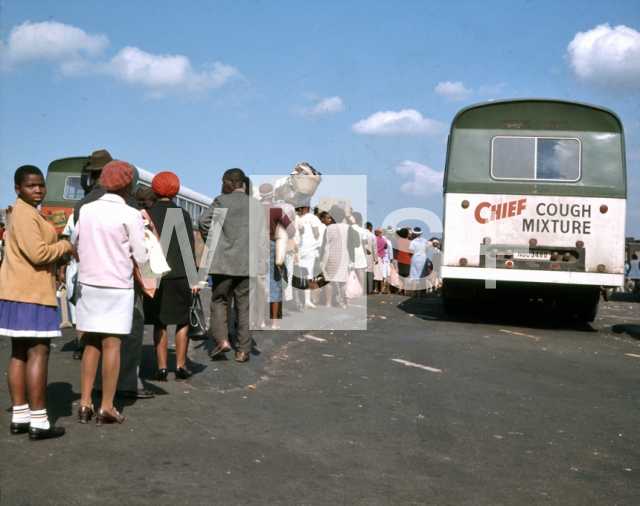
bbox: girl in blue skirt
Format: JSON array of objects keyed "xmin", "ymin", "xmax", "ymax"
[{"xmin": 0, "ymin": 166, "xmax": 74, "ymax": 440}]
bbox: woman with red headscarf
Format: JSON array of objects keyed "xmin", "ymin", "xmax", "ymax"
[{"xmin": 144, "ymin": 172, "xmax": 199, "ymax": 381}]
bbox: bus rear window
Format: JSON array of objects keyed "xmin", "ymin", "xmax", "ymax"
[
  {"xmin": 63, "ymin": 176, "xmax": 84, "ymax": 200},
  {"xmin": 491, "ymin": 137, "xmax": 580, "ymax": 181}
]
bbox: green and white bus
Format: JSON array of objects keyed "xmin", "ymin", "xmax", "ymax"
[{"xmin": 440, "ymin": 99, "xmax": 626, "ymax": 321}]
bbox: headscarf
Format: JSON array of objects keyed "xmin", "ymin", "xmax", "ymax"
[
  {"xmin": 100, "ymin": 161, "xmax": 133, "ymax": 191},
  {"xmin": 135, "ymin": 187, "xmax": 157, "ymax": 209},
  {"xmin": 151, "ymin": 171, "xmax": 180, "ymax": 198}
]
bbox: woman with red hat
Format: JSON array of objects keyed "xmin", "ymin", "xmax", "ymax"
[
  {"xmin": 75, "ymin": 160, "xmax": 149, "ymax": 425},
  {"xmin": 144, "ymin": 171, "xmax": 199, "ymax": 381}
]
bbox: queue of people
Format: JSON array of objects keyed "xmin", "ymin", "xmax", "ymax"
[{"xmin": 0, "ymin": 154, "xmax": 443, "ymax": 441}]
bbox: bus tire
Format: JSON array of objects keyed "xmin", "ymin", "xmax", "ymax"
[
  {"xmin": 602, "ymin": 288, "xmax": 612, "ymax": 301},
  {"xmin": 576, "ymin": 301, "xmax": 599, "ymax": 323},
  {"xmin": 443, "ymin": 296, "xmax": 460, "ymax": 314}
]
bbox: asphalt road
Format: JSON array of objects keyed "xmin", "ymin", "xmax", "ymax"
[{"xmin": 1, "ymin": 291, "xmax": 639, "ymax": 505}]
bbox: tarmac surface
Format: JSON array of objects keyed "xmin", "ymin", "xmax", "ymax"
[{"xmin": 1, "ymin": 290, "xmax": 639, "ymax": 505}]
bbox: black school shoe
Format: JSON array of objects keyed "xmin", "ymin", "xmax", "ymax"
[
  {"xmin": 29, "ymin": 425, "xmax": 66, "ymax": 441},
  {"xmin": 10, "ymin": 422, "xmax": 30, "ymax": 435}
]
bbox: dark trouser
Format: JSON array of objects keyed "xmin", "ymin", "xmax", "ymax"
[
  {"xmin": 366, "ymin": 271, "xmax": 374, "ymax": 294},
  {"xmin": 210, "ymin": 275, "xmax": 251, "ymax": 354},
  {"xmin": 95, "ymin": 287, "xmax": 144, "ymax": 391}
]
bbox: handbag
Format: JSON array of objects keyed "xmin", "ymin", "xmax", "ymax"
[
  {"xmin": 274, "ymin": 222, "xmax": 287, "ymax": 266},
  {"xmin": 56, "ymin": 284, "xmax": 74, "ymax": 329},
  {"xmin": 186, "ymin": 292, "xmax": 209, "ymax": 340},
  {"xmin": 135, "ymin": 210, "xmax": 171, "ymax": 298},
  {"xmin": 312, "ymin": 271, "xmax": 328, "ymax": 288},
  {"xmin": 311, "ymin": 258, "xmax": 327, "ymax": 288},
  {"xmin": 345, "ymin": 269, "xmax": 363, "ymax": 299},
  {"xmin": 291, "ymin": 265, "xmax": 309, "ymax": 290}
]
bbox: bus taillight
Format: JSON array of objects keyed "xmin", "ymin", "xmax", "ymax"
[
  {"xmin": 529, "ymin": 238, "xmax": 537, "ymax": 246},
  {"xmin": 576, "ymin": 240, "xmax": 584, "ymax": 248}
]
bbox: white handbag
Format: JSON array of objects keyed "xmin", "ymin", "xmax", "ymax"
[
  {"xmin": 274, "ymin": 222, "xmax": 287, "ymax": 266},
  {"xmin": 140, "ymin": 229, "xmax": 171, "ymax": 278}
]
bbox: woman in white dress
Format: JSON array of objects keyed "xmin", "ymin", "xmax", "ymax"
[
  {"xmin": 75, "ymin": 161, "xmax": 149, "ymax": 425},
  {"xmin": 321, "ymin": 206, "xmax": 358, "ymax": 308},
  {"xmin": 296, "ymin": 199, "xmax": 321, "ymax": 309}
]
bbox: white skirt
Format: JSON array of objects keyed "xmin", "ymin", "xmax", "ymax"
[
  {"xmin": 299, "ymin": 250, "xmax": 319, "ymax": 280},
  {"xmin": 76, "ymin": 283, "xmax": 134, "ymax": 335}
]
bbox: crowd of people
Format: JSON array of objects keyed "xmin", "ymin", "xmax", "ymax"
[{"xmin": 0, "ymin": 152, "xmax": 443, "ymax": 441}]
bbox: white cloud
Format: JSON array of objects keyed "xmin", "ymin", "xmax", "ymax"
[
  {"xmin": 434, "ymin": 81, "xmax": 474, "ymax": 101},
  {"xmin": 103, "ymin": 46, "xmax": 242, "ymax": 98},
  {"xmin": 1, "ymin": 20, "xmax": 108, "ymax": 74},
  {"xmin": 395, "ymin": 160, "xmax": 444, "ymax": 196},
  {"xmin": 566, "ymin": 23, "xmax": 640, "ymax": 93},
  {"xmin": 293, "ymin": 94, "xmax": 345, "ymax": 116},
  {"xmin": 311, "ymin": 96, "xmax": 344, "ymax": 115},
  {"xmin": 351, "ymin": 109, "xmax": 446, "ymax": 136},
  {"xmin": 1, "ymin": 20, "xmax": 242, "ymax": 98}
]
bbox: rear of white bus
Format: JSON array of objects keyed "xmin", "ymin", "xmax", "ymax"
[{"xmin": 440, "ymin": 100, "xmax": 627, "ymax": 321}]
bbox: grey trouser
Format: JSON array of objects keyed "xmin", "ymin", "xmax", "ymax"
[
  {"xmin": 366, "ymin": 271, "xmax": 374, "ymax": 293},
  {"xmin": 210, "ymin": 275, "xmax": 252, "ymax": 354},
  {"xmin": 95, "ymin": 288, "xmax": 144, "ymax": 391}
]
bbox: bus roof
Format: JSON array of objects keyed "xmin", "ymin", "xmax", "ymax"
[
  {"xmin": 137, "ymin": 168, "xmax": 213, "ymax": 206},
  {"xmin": 43, "ymin": 158, "xmax": 213, "ymax": 207},
  {"xmin": 444, "ymin": 99, "xmax": 626, "ymax": 198}
]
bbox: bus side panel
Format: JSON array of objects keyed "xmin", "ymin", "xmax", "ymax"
[
  {"xmin": 442, "ymin": 192, "xmax": 625, "ymax": 282},
  {"xmin": 41, "ymin": 206, "xmax": 72, "ymax": 233}
]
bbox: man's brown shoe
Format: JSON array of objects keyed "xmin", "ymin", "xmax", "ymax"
[
  {"xmin": 210, "ymin": 340, "xmax": 231, "ymax": 359},
  {"xmin": 235, "ymin": 352, "xmax": 249, "ymax": 363}
]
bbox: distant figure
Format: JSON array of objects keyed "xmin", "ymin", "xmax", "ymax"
[{"xmin": 135, "ymin": 186, "xmax": 157, "ymax": 210}]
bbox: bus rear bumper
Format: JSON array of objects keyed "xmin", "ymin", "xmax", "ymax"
[{"xmin": 440, "ymin": 266, "xmax": 624, "ymax": 287}]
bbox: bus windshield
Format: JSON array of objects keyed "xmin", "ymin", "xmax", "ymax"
[{"xmin": 63, "ymin": 176, "xmax": 84, "ymax": 200}]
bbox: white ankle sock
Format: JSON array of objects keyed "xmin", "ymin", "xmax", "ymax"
[
  {"xmin": 30, "ymin": 409, "xmax": 50, "ymax": 429},
  {"xmin": 305, "ymin": 291, "xmax": 311, "ymax": 304},
  {"xmin": 12, "ymin": 404, "xmax": 30, "ymax": 424}
]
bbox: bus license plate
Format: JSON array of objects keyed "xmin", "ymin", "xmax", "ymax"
[{"xmin": 514, "ymin": 250, "xmax": 550, "ymax": 260}]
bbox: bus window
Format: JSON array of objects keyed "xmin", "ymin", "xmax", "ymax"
[
  {"xmin": 537, "ymin": 138, "xmax": 580, "ymax": 180},
  {"xmin": 491, "ymin": 136, "xmax": 580, "ymax": 181},
  {"xmin": 63, "ymin": 176, "xmax": 84, "ymax": 200}
]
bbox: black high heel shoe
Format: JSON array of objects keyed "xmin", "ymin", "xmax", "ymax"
[
  {"xmin": 175, "ymin": 366, "xmax": 193, "ymax": 380},
  {"xmin": 156, "ymin": 368, "xmax": 168, "ymax": 381}
]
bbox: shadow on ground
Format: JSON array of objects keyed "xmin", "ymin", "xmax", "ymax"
[
  {"xmin": 394, "ymin": 292, "xmax": 598, "ymax": 333},
  {"xmin": 611, "ymin": 323, "xmax": 640, "ymax": 340}
]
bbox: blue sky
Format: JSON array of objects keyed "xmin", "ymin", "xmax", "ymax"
[{"xmin": 1, "ymin": 0, "xmax": 639, "ymax": 234}]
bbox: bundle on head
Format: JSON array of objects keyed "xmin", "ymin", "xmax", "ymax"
[{"xmin": 293, "ymin": 162, "xmax": 320, "ymax": 176}]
